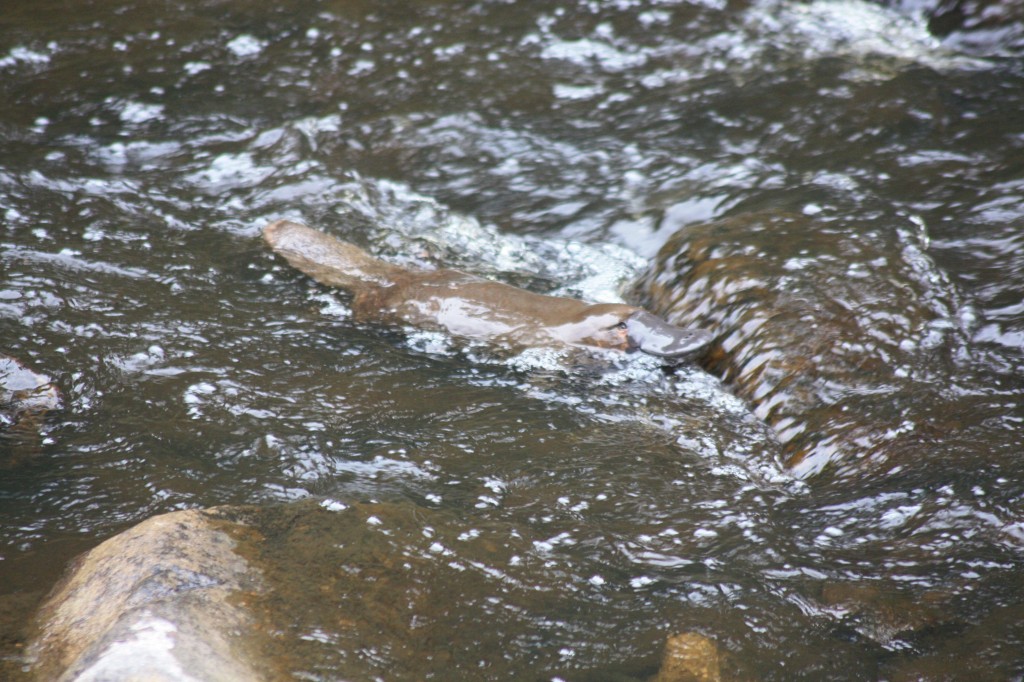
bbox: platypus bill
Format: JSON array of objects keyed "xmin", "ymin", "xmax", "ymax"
[{"xmin": 263, "ymin": 220, "xmax": 711, "ymax": 360}]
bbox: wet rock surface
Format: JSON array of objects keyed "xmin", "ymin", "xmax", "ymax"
[
  {"xmin": 654, "ymin": 632, "xmax": 722, "ymax": 682},
  {"xmin": 28, "ymin": 508, "xmax": 267, "ymax": 682},
  {"xmin": 1, "ymin": 354, "xmax": 61, "ymax": 463},
  {"xmin": 638, "ymin": 209, "xmax": 984, "ymax": 478},
  {"xmin": 1, "ymin": 354, "xmax": 60, "ymax": 427}
]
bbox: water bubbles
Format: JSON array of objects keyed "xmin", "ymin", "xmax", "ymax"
[
  {"xmin": 183, "ymin": 61, "xmax": 211, "ymax": 76},
  {"xmin": 482, "ymin": 478, "xmax": 507, "ymax": 494},
  {"xmin": 349, "ymin": 59, "xmax": 375, "ymax": 75},
  {"xmin": 108, "ymin": 345, "xmax": 166, "ymax": 376},
  {"xmin": 320, "ymin": 499, "xmax": 348, "ymax": 512},
  {"xmin": 553, "ymin": 83, "xmax": 604, "ymax": 100},
  {"xmin": 540, "ymin": 38, "xmax": 647, "ymax": 71},
  {"xmin": 505, "ymin": 347, "xmax": 573, "ymax": 373},
  {"xmin": 0, "ymin": 45, "xmax": 54, "ymax": 68},
  {"xmin": 183, "ymin": 381, "xmax": 217, "ymax": 418},
  {"xmin": 187, "ymin": 152, "xmax": 275, "ymax": 190},
  {"xmin": 533, "ymin": 532, "xmax": 575, "ymax": 554},
  {"xmin": 405, "ymin": 331, "xmax": 455, "ymax": 356},
  {"xmin": 226, "ymin": 35, "xmax": 266, "ymax": 58},
  {"xmin": 638, "ymin": 10, "xmax": 671, "ymax": 27}
]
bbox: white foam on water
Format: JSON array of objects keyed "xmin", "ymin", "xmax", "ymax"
[
  {"xmin": 748, "ymin": 0, "xmax": 990, "ymax": 71},
  {"xmin": 540, "ymin": 37, "xmax": 648, "ymax": 71},
  {"xmin": 226, "ymin": 34, "xmax": 266, "ymax": 58},
  {"xmin": 188, "ymin": 151, "xmax": 275, "ymax": 190},
  {"xmin": 0, "ymin": 45, "xmax": 54, "ymax": 68},
  {"xmin": 118, "ymin": 100, "xmax": 165, "ymax": 125},
  {"xmin": 362, "ymin": 178, "xmax": 647, "ymax": 306}
]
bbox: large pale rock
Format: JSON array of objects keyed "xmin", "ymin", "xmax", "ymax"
[{"xmin": 28, "ymin": 509, "xmax": 267, "ymax": 682}]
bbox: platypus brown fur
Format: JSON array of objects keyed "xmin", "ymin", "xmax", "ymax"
[{"xmin": 263, "ymin": 220, "xmax": 711, "ymax": 360}]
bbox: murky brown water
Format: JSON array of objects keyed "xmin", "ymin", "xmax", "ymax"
[{"xmin": 3, "ymin": 0, "xmax": 1024, "ymax": 679}]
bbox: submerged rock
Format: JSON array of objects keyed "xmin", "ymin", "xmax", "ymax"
[
  {"xmin": 29, "ymin": 498, "xmax": 744, "ymax": 680},
  {"xmin": 638, "ymin": 210, "xmax": 972, "ymax": 478},
  {"xmin": 1, "ymin": 353, "xmax": 61, "ymax": 429},
  {"xmin": 818, "ymin": 581, "xmax": 951, "ymax": 647},
  {"xmin": 654, "ymin": 632, "xmax": 722, "ymax": 682},
  {"xmin": 1, "ymin": 353, "xmax": 62, "ymax": 461},
  {"xmin": 27, "ymin": 509, "xmax": 268, "ymax": 682}
]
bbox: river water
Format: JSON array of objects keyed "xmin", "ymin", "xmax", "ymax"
[{"xmin": 2, "ymin": 0, "xmax": 1023, "ymax": 679}]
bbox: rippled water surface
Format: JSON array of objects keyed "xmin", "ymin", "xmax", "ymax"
[{"xmin": 2, "ymin": 0, "xmax": 1023, "ymax": 679}]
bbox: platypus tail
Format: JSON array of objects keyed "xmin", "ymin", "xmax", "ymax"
[{"xmin": 263, "ymin": 220, "xmax": 404, "ymax": 290}]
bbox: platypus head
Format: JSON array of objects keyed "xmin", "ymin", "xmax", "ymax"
[
  {"xmin": 564, "ymin": 305, "xmax": 712, "ymax": 361},
  {"xmin": 623, "ymin": 310, "xmax": 713, "ymax": 359}
]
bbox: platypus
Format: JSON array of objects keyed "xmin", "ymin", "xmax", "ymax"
[{"xmin": 263, "ymin": 220, "xmax": 711, "ymax": 360}]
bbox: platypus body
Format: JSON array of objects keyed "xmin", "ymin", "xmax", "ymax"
[{"xmin": 263, "ymin": 220, "xmax": 711, "ymax": 360}]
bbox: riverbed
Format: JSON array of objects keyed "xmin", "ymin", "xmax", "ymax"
[{"xmin": 2, "ymin": 0, "xmax": 1023, "ymax": 678}]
